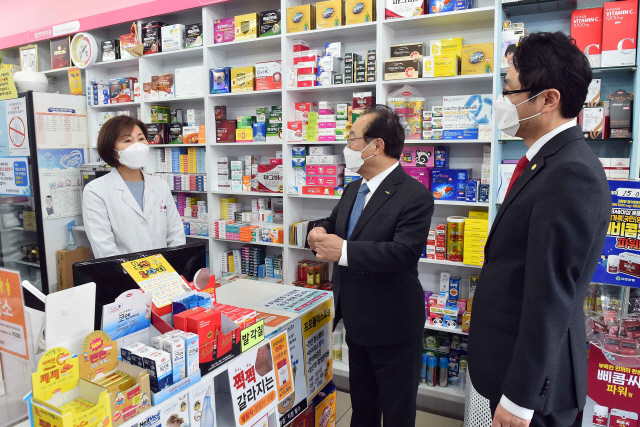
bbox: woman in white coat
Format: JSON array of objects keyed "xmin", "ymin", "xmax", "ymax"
[{"xmin": 83, "ymin": 116, "xmax": 185, "ymax": 259}]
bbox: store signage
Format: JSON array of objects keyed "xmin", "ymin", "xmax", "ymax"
[
  {"xmin": 593, "ymin": 180, "xmax": 640, "ymax": 289},
  {"xmin": 301, "ymin": 298, "xmax": 332, "ymax": 400},
  {"xmin": 581, "ymin": 344, "xmax": 640, "ymax": 427},
  {"xmin": 101, "ymin": 289, "xmax": 152, "ymax": 341},
  {"xmin": 0, "ymin": 268, "xmax": 29, "ymax": 360},
  {"xmin": 5, "ymin": 98, "xmax": 30, "ymax": 156},
  {"xmin": 277, "ymin": 318, "xmax": 309, "ymax": 427},
  {"xmin": 241, "ymin": 320, "xmax": 265, "ymax": 353},
  {"xmin": 228, "ymin": 331, "xmax": 293, "ymax": 427},
  {"xmin": 255, "ymin": 311, "xmax": 291, "ymax": 328},
  {"xmin": 0, "ymin": 0, "xmax": 228, "ymax": 50},
  {"xmin": 0, "ymin": 71, "xmax": 17, "ymax": 100},
  {"xmin": 121, "ymin": 254, "xmax": 191, "ymax": 308},
  {"xmin": 256, "ymin": 288, "xmax": 331, "ymax": 313}
]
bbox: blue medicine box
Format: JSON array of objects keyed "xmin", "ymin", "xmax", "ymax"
[{"xmin": 431, "ymin": 169, "xmax": 470, "ymax": 201}]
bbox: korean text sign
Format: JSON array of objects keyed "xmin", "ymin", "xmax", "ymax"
[
  {"xmin": 581, "ymin": 344, "xmax": 640, "ymax": 427},
  {"xmin": 229, "ymin": 331, "xmax": 294, "ymax": 426},
  {"xmin": 0, "ymin": 157, "xmax": 30, "ymax": 196},
  {"xmin": 302, "ymin": 298, "xmax": 332, "ymax": 400},
  {"xmin": 593, "ymin": 180, "xmax": 640, "ymax": 289},
  {"xmin": 0, "ymin": 268, "xmax": 29, "ymax": 360}
]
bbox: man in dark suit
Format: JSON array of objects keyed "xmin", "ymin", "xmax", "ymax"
[
  {"xmin": 308, "ymin": 105, "xmax": 434, "ymax": 427},
  {"xmin": 468, "ymin": 32, "xmax": 611, "ymax": 427}
]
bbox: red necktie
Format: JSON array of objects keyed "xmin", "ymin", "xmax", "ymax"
[{"xmin": 505, "ymin": 155, "xmax": 530, "ymax": 197}]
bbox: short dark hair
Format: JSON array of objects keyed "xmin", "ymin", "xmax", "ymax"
[
  {"xmin": 362, "ymin": 105, "xmax": 404, "ymax": 160},
  {"xmin": 97, "ymin": 116, "xmax": 148, "ymax": 167},
  {"xmin": 512, "ymin": 31, "xmax": 592, "ymax": 118}
]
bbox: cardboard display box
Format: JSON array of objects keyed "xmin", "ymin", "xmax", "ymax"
[{"xmin": 57, "ymin": 247, "xmax": 91, "ymax": 290}]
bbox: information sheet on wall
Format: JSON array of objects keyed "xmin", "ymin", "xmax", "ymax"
[
  {"xmin": 0, "ymin": 157, "xmax": 30, "ymax": 196},
  {"xmin": 37, "ymin": 148, "xmax": 84, "ymax": 219},
  {"xmin": 33, "ymin": 93, "xmax": 88, "ymax": 149},
  {"xmin": 302, "ymin": 298, "xmax": 332, "ymax": 400},
  {"xmin": 5, "ymin": 98, "xmax": 30, "ymax": 156}
]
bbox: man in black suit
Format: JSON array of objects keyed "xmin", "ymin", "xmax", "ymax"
[
  {"xmin": 468, "ymin": 32, "xmax": 611, "ymax": 427},
  {"xmin": 308, "ymin": 105, "xmax": 433, "ymax": 427}
]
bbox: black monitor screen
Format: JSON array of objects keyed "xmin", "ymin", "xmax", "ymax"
[{"xmin": 72, "ymin": 243, "xmax": 207, "ymax": 330}]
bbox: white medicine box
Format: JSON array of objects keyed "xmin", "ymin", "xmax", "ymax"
[
  {"xmin": 175, "ymin": 66, "xmax": 204, "ymax": 98},
  {"xmin": 162, "ymin": 24, "xmax": 185, "ymax": 51}
]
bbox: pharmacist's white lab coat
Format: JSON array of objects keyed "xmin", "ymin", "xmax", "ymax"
[{"xmin": 83, "ymin": 169, "xmax": 185, "ymax": 259}]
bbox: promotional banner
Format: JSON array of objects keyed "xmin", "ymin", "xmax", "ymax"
[
  {"xmin": 5, "ymin": 98, "xmax": 30, "ymax": 156},
  {"xmin": 37, "ymin": 148, "xmax": 84, "ymax": 219},
  {"xmin": 121, "ymin": 254, "xmax": 191, "ymax": 308},
  {"xmin": 229, "ymin": 331, "xmax": 293, "ymax": 427},
  {"xmin": 593, "ymin": 180, "xmax": 640, "ymax": 289},
  {"xmin": 0, "ymin": 70, "xmax": 17, "ymax": 101},
  {"xmin": 256, "ymin": 289, "xmax": 332, "ymax": 313},
  {"xmin": 0, "ymin": 157, "xmax": 30, "ymax": 197},
  {"xmin": 581, "ymin": 344, "xmax": 640, "ymax": 427},
  {"xmin": 277, "ymin": 318, "xmax": 309, "ymax": 427},
  {"xmin": 302, "ymin": 298, "xmax": 332, "ymax": 400},
  {"xmin": 0, "ymin": 268, "xmax": 29, "ymax": 360},
  {"xmin": 101, "ymin": 289, "xmax": 152, "ymax": 341}
]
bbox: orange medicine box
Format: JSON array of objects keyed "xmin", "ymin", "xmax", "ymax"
[
  {"xmin": 186, "ymin": 309, "xmax": 222, "ymax": 363},
  {"xmin": 314, "ymin": 382, "xmax": 337, "ymax": 427}
]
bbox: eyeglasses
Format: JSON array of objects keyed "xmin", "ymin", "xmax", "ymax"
[
  {"xmin": 502, "ymin": 87, "xmax": 533, "ymax": 96},
  {"xmin": 346, "ymin": 136, "xmax": 370, "ymax": 148}
]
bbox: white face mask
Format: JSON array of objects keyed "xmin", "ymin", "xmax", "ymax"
[
  {"xmin": 344, "ymin": 139, "xmax": 375, "ymax": 173},
  {"xmin": 494, "ymin": 90, "xmax": 546, "ymax": 137},
  {"xmin": 115, "ymin": 142, "xmax": 150, "ymax": 169}
]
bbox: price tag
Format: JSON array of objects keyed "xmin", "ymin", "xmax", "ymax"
[
  {"xmin": 616, "ymin": 188, "xmax": 640, "ymax": 199},
  {"xmin": 241, "ymin": 320, "xmax": 265, "ymax": 352}
]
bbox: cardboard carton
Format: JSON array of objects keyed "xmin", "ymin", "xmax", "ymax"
[{"xmin": 57, "ymin": 247, "xmax": 91, "ymax": 290}]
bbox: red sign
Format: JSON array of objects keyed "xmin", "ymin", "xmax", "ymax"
[
  {"xmin": 0, "ymin": 268, "xmax": 29, "ymax": 360},
  {"xmin": 585, "ymin": 343, "xmax": 640, "ymax": 426}
]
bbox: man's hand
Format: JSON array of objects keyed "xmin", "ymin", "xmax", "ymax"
[
  {"xmin": 308, "ymin": 227, "xmax": 327, "ymax": 251},
  {"xmin": 492, "ymin": 404, "xmax": 531, "ymax": 427},
  {"xmin": 315, "ymin": 233, "xmax": 344, "ymax": 262}
]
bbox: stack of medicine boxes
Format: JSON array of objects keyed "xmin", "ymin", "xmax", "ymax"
[{"xmin": 463, "ymin": 211, "xmax": 489, "ymax": 266}]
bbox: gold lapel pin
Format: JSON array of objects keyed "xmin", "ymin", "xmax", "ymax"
[
  {"xmin": 531, "ymin": 164, "xmax": 537, "ymax": 170},
  {"xmin": 385, "ymin": 190, "xmax": 390, "ymax": 194}
]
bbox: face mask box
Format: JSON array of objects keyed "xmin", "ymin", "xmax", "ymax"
[
  {"xmin": 431, "ymin": 169, "xmax": 470, "ymax": 201},
  {"xmin": 288, "ymin": 4, "xmax": 316, "ymax": 33},
  {"xmin": 602, "ymin": 0, "xmax": 638, "ymax": 67},
  {"xmin": 345, "ymin": 0, "xmax": 376, "ymax": 25},
  {"xmin": 386, "ymin": 0, "xmax": 425, "ymax": 19},
  {"xmin": 571, "ymin": 8, "xmax": 603, "ymax": 67},
  {"xmin": 317, "ymin": 0, "xmax": 344, "ymax": 28},
  {"xmin": 461, "ymin": 43, "xmax": 494, "ymax": 75},
  {"xmin": 235, "ymin": 13, "xmax": 258, "ymax": 40}
]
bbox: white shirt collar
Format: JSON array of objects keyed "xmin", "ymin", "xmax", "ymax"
[
  {"xmin": 361, "ymin": 162, "xmax": 399, "ymax": 195},
  {"xmin": 525, "ymin": 119, "xmax": 577, "ymax": 161}
]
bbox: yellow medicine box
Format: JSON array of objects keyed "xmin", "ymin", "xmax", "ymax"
[
  {"xmin": 434, "ymin": 55, "xmax": 460, "ymax": 77},
  {"xmin": 317, "ymin": 0, "xmax": 344, "ymax": 28},
  {"xmin": 231, "ymin": 66, "xmax": 255, "ymax": 92},
  {"xmin": 236, "ymin": 128, "xmax": 253, "ymax": 143},
  {"xmin": 423, "ymin": 57, "xmax": 434, "ymax": 78},
  {"xmin": 287, "ymin": 4, "xmax": 315, "ymax": 33},
  {"xmin": 430, "ymin": 38, "xmax": 463, "ymax": 58},
  {"xmin": 235, "ymin": 13, "xmax": 258, "ymax": 40},
  {"xmin": 469, "ymin": 210, "xmax": 489, "ymax": 219},
  {"xmin": 461, "ymin": 43, "xmax": 494, "ymax": 75},
  {"xmin": 345, "ymin": 0, "xmax": 376, "ymax": 25}
]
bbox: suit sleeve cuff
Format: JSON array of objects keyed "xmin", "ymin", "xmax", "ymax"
[
  {"xmin": 500, "ymin": 395, "xmax": 534, "ymax": 420},
  {"xmin": 338, "ymin": 240, "xmax": 348, "ymax": 267}
]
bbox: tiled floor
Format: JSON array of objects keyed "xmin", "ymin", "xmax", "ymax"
[{"xmin": 335, "ymin": 391, "xmax": 464, "ymax": 427}]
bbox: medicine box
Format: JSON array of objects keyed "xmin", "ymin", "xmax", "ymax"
[
  {"xmin": 345, "ymin": 0, "xmax": 376, "ymax": 25},
  {"xmin": 582, "ymin": 107, "xmax": 605, "ymax": 140},
  {"xmin": 391, "ymin": 43, "xmax": 425, "ymax": 59},
  {"xmin": 162, "ymin": 338, "xmax": 186, "ymax": 384},
  {"xmin": 602, "ymin": 0, "xmax": 638, "ymax": 67},
  {"xmin": 109, "ymin": 77, "xmax": 138, "ymax": 103},
  {"xmin": 386, "ymin": 0, "xmax": 425, "ymax": 18},
  {"xmin": 214, "ymin": 18, "xmax": 234, "ymax": 43},
  {"xmin": 161, "ymin": 24, "xmax": 185, "ymax": 51},
  {"xmin": 385, "ymin": 58, "xmax": 421, "ymax": 80},
  {"xmin": 431, "ymin": 169, "xmax": 470, "ymax": 201},
  {"xmin": 434, "ymin": 55, "xmax": 460, "ymax": 77},
  {"xmin": 317, "ymin": 0, "xmax": 344, "ymax": 28},
  {"xmin": 259, "ymin": 9, "xmax": 281, "ymax": 37},
  {"xmin": 185, "ymin": 23, "xmax": 203, "ymax": 48},
  {"xmin": 287, "ymin": 4, "xmax": 316, "ymax": 33},
  {"xmin": 153, "ymin": 74, "xmax": 174, "ymax": 99},
  {"xmin": 175, "ymin": 66, "xmax": 203, "ymax": 98},
  {"xmin": 235, "ymin": 13, "xmax": 258, "ymax": 40},
  {"xmin": 571, "ymin": 8, "xmax": 603, "ymax": 67},
  {"xmin": 231, "ymin": 66, "xmax": 255, "ymax": 92},
  {"xmin": 256, "ymin": 61, "xmax": 282, "ymax": 91},
  {"xmin": 461, "ymin": 43, "xmax": 494, "ymax": 75},
  {"xmin": 143, "ymin": 350, "xmax": 172, "ymax": 393}
]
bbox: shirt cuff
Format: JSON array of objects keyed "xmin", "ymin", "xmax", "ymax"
[
  {"xmin": 338, "ymin": 240, "xmax": 348, "ymax": 267},
  {"xmin": 500, "ymin": 395, "xmax": 534, "ymax": 421}
]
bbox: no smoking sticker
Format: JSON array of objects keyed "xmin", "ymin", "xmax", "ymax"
[{"xmin": 9, "ymin": 116, "xmax": 25, "ymax": 147}]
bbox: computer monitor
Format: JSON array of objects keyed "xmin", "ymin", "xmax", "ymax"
[{"xmin": 73, "ymin": 242, "xmax": 207, "ymax": 330}]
